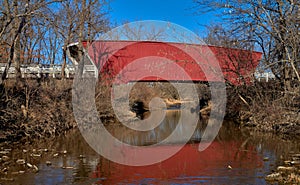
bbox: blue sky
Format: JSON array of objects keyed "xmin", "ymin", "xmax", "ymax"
[{"xmin": 109, "ymin": 0, "xmax": 218, "ymax": 36}]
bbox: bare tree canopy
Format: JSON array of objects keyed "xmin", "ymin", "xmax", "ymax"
[
  {"xmin": 194, "ymin": 0, "xmax": 300, "ymax": 91},
  {"xmin": 0, "ymin": 0, "xmax": 110, "ymax": 84}
]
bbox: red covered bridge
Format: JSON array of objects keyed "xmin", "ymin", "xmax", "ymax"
[{"xmin": 67, "ymin": 40, "xmax": 262, "ymax": 85}]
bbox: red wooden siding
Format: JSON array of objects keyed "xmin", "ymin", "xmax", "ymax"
[{"xmin": 83, "ymin": 41, "xmax": 262, "ymax": 85}]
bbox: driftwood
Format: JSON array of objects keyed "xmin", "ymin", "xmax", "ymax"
[{"xmin": 200, "ymin": 100, "xmax": 212, "ymax": 117}]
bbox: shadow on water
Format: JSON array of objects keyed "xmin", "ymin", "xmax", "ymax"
[{"xmin": 0, "ymin": 110, "xmax": 299, "ymax": 184}]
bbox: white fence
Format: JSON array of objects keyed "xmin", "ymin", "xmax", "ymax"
[
  {"xmin": 0, "ymin": 63, "xmax": 97, "ymax": 78},
  {"xmin": 254, "ymin": 71, "xmax": 276, "ymax": 82},
  {"xmin": 0, "ymin": 63, "xmax": 276, "ymax": 82}
]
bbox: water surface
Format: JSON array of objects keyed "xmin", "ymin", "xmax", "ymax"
[{"xmin": 0, "ymin": 111, "xmax": 299, "ymax": 184}]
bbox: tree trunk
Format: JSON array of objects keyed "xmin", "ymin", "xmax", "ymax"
[
  {"xmin": 77, "ymin": 0, "xmax": 86, "ymax": 78},
  {"xmin": 13, "ymin": 0, "xmax": 22, "ymax": 82},
  {"xmin": 61, "ymin": 47, "xmax": 67, "ymax": 79}
]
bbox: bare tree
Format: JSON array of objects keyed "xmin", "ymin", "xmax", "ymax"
[
  {"xmin": 203, "ymin": 24, "xmax": 259, "ymax": 86},
  {"xmin": 194, "ymin": 0, "xmax": 300, "ymax": 92},
  {"xmin": 53, "ymin": 0, "xmax": 109, "ymax": 79},
  {"xmin": 0, "ymin": 0, "xmax": 64, "ymax": 84},
  {"xmin": 0, "ymin": 0, "xmax": 110, "ymax": 82}
]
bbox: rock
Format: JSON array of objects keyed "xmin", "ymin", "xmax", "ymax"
[
  {"xmin": 16, "ymin": 159, "xmax": 25, "ymax": 165},
  {"xmin": 277, "ymin": 166, "xmax": 296, "ymax": 172},
  {"xmin": 291, "ymin": 161, "xmax": 300, "ymax": 165},
  {"xmin": 38, "ymin": 148, "xmax": 48, "ymax": 152},
  {"xmin": 22, "ymin": 149, "xmax": 28, "ymax": 153},
  {"xmin": 30, "ymin": 153, "xmax": 41, "ymax": 157},
  {"xmin": 19, "ymin": 170, "xmax": 25, "ymax": 174},
  {"xmin": 53, "ymin": 153, "xmax": 59, "ymax": 157},
  {"xmin": 2, "ymin": 155, "xmax": 10, "ymax": 161},
  {"xmin": 288, "ymin": 173, "xmax": 300, "ymax": 182},
  {"xmin": 227, "ymin": 165, "xmax": 232, "ymax": 169},
  {"xmin": 26, "ymin": 163, "xmax": 33, "ymax": 168},
  {"xmin": 32, "ymin": 165, "xmax": 39, "ymax": 173},
  {"xmin": 0, "ymin": 177, "xmax": 14, "ymax": 181},
  {"xmin": 0, "ymin": 151, "xmax": 10, "ymax": 155},
  {"xmin": 265, "ymin": 172, "xmax": 282, "ymax": 181},
  {"xmin": 263, "ymin": 157, "xmax": 269, "ymax": 161},
  {"xmin": 46, "ymin": 161, "xmax": 52, "ymax": 166},
  {"xmin": 63, "ymin": 150, "xmax": 67, "ymax": 154},
  {"xmin": 61, "ymin": 166, "xmax": 73, "ymax": 169}
]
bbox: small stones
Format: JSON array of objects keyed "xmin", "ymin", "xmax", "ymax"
[
  {"xmin": 291, "ymin": 161, "xmax": 300, "ymax": 165},
  {"xmin": 1, "ymin": 167, "xmax": 8, "ymax": 172},
  {"xmin": 26, "ymin": 163, "xmax": 33, "ymax": 168},
  {"xmin": 26, "ymin": 162, "xmax": 39, "ymax": 173},
  {"xmin": 61, "ymin": 166, "xmax": 73, "ymax": 169},
  {"xmin": 277, "ymin": 166, "xmax": 296, "ymax": 172},
  {"xmin": 0, "ymin": 150, "xmax": 10, "ymax": 155},
  {"xmin": 2, "ymin": 155, "xmax": 10, "ymax": 162},
  {"xmin": 53, "ymin": 153, "xmax": 59, "ymax": 157},
  {"xmin": 263, "ymin": 157, "xmax": 269, "ymax": 161},
  {"xmin": 32, "ymin": 165, "xmax": 39, "ymax": 173},
  {"xmin": 30, "ymin": 153, "xmax": 41, "ymax": 157},
  {"xmin": 267, "ymin": 152, "xmax": 300, "ymax": 183},
  {"xmin": 265, "ymin": 172, "xmax": 282, "ymax": 181},
  {"xmin": 38, "ymin": 148, "xmax": 48, "ymax": 152},
  {"xmin": 79, "ymin": 154, "xmax": 85, "ymax": 158},
  {"xmin": 16, "ymin": 159, "xmax": 25, "ymax": 165},
  {"xmin": 0, "ymin": 177, "xmax": 14, "ymax": 181},
  {"xmin": 46, "ymin": 161, "xmax": 52, "ymax": 166}
]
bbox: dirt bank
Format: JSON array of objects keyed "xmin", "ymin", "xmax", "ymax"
[
  {"xmin": 0, "ymin": 79, "xmax": 76, "ymax": 143},
  {"xmin": 0, "ymin": 79, "xmax": 299, "ymax": 142},
  {"xmin": 227, "ymin": 81, "xmax": 300, "ymax": 140}
]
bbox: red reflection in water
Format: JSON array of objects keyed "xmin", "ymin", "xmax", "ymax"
[{"xmin": 91, "ymin": 141, "xmax": 263, "ymax": 184}]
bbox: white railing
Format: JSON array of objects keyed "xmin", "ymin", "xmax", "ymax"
[
  {"xmin": 254, "ymin": 71, "xmax": 275, "ymax": 82},
  {"xmin": 0, "ymin": 63, "xmax": 97, "ymax": 78}
]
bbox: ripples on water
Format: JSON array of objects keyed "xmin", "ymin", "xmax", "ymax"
[{"xmin": 0, "ymin": 110, "xmax": 299, "ymax": 184}]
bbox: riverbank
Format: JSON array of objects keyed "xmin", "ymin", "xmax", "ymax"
[
  {"xmin": 0, "ymin": 79, "xmax": 299, "ymax": 142},
  {"xmin": 228, "ymin": 81, "xmax": 300, "ymax": 140},
  {"xmin": 0, "ymin": 80, "xmax": 76, "ymax": 143},
  {"xmin": 0, "ymin": 79, "xmax": 299, "ymax": 184}
]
